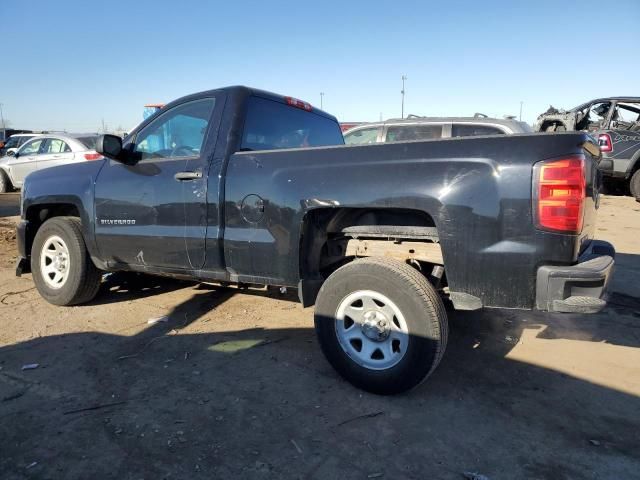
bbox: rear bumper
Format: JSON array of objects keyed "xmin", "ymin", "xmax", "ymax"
[
  {"xmin": 535, "ymin": 240, "xmax": 615, "ymax": 313},
  {"xmin": 15, "ymin": 220, "xmax": 30, "ymax": 276}
]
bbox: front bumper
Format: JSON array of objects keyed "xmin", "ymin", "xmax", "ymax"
[
  {"xmin": 15, "ymin": 219, "xmax": 30, "ymax": 276},
  {"xmin": 535, "ymin": 240, "xmax": 615, "ymax": 313}
]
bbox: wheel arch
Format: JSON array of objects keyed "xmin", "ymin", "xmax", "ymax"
[
  {"xmin": 626, "ymin": 149, "xmax": 640, "ymax": 178},
  {"xmin": 24, "ymin": 202, "xmax": 85, "ymax": 260},
  {"xmin": 298, "ymin": 206, "xmax": 441, "ymax": 307}
]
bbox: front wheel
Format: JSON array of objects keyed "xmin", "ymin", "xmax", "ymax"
[
  {"xmin": 31, "ymin": 217, "xmax": 102, "ymax": 306},
  {"xmin": 314, "ymin": 257, "xmax": 448, "ymax": 395}
]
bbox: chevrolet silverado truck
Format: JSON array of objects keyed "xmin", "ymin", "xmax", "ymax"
[{"xmin": 16, "ymin": 86, "xmax": 615, "ymax": 394}]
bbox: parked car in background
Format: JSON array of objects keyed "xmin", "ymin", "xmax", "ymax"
[
  {"xmin": 535, "ymin": 97, "xmax": 640, "ymax": 200},
  {"xmin": 343, "ymin": 114, "xmax": 532, "ymax": 145},
  {"xmin": 0, "ymin": 129, "xmax": 33, "ymax": 148},
  {"xmin": 0, "ymin": 133, "xmax": 101, "ymax": 192},
  {"xmin": 0, "ymin": 133, "xmax": 40, "ymax": 157}
]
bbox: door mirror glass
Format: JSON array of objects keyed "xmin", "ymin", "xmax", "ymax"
[
  {"xmin": 96, "ymin": 134, "xmax": 123, "ymax": 161},
  {"xmin": 7, "ymin": 150, "xmax": 15, "ymax": 157}
]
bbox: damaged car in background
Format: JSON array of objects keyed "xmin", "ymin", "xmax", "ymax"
[{"xmin": 535, "ymin": 97, "xmax": 640, "ymax": 199}]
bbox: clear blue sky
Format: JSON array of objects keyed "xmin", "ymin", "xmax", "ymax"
[{"xmin": 3, "ymin": 0, "xmax": 639, "ymax": 132}]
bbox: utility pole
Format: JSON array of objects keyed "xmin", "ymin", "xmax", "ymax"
[
  {"xmin": 101, "ymin": 118, "xmax": 106, "ymax": 134},
  {"xmin": 519, "ymin": 101, "xmax": 523, "ymax": 122},
  {"xmin": 320, "ymin": 92, "xmax": 324, "ymax": 110},
  {"xmin": 401, "ymin": 75, "xmax": 407, "ymax": 119},
  {"xmin": 0, "ymin": 103, "xmax": 5, "ymax": 130}
]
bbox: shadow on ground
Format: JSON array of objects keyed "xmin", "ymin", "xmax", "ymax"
[{"xmin": 1, "ymin": 258, "xmax": 639, "ymax": 479}]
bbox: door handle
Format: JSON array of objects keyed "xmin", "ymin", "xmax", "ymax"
[{"xmin": 174, "ymin": 170, "xmax": 203, "ymax": 181}]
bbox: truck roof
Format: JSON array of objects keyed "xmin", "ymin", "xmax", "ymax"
[{"xmin": 163, "ymin": 86, "xmax": 339, "ymax": 123}]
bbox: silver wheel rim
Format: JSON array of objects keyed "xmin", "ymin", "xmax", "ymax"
[
  {"xmin": 335, "ymin": 290, "xmax": 409, "ymax": 370},
  {"xmin": 40, "ymin": 235, "xmax": 70, "ymax": 289}
]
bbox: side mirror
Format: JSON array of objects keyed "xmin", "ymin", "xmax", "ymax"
[
  {"xmin": 95, "ymin": 134, "xmax": 126, "ymax": 162},
  {"xmin": 7, "ymin": 150, "xmax": 16, "ymax": 157}
]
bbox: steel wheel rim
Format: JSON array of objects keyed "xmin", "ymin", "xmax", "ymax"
[
  {"xmin": 40, "ymin": 235, "xmax": 70, "ymax": 289},
  {"xmin": 335, "ymin": 290, "xmax": 409, "ymax": 370}
]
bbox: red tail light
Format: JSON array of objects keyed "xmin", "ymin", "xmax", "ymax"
[
  {"xmin": 84, "ymin": 153, "xmax": 102, "ymax": 161},
  {"xmin": 534, "ymin": 156, "xmax": 586, "ymax": 233},
  {"xmin": 598, "ymin": 133, "xmax": 612, "ymax": 152},
  {"xmin": 285, "ymin": 96, "xmax": 313, "ymax": 111}
]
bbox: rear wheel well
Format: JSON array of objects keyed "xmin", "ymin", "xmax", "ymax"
[
  {"xmin": 299, "ymin": 208, "xmax": 444, "ymax": 306},
  {"xmin": 25, "ymin": 204, "xmax": 81, "ymax": 257}
]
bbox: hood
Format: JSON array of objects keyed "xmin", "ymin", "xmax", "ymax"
[{"xmin": 24, "ymin": 159, "xmax": 107, "ymax": 197}]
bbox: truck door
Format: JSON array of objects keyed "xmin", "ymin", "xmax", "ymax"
[{"xmin": 94, "ymin": 96, "xmax": 221, "ymax": 270}]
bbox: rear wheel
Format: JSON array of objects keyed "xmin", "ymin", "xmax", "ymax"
[
  {"xmin": 630, "ymin": 169, "xmax": 640, "ymax": 200},
  {"xmin": 314, "ymin": 257, "xmax": 448, "ymax": 395},
  {"xmin": 0, "ymin": 170, "xmax": 12, "ymax": 193},
  {"xmin": 31, "ymin": 217, "xmax": 102, "ymax": 306}
]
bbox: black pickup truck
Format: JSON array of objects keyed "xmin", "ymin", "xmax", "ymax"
[{"xmin": 16, "ymin": 86, "xmax": 615, "ymax": 394}]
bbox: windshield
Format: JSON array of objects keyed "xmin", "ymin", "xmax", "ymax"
[{"xmin": 241, "ymin": 96, "xmax": 344, "ymax": 151}]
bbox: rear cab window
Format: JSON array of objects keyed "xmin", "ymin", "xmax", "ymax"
[
  {"xmin": 385, "ymin": 124, "xmax": 442, "ymax": 142},
  {"xmin": 241, "ymin": 96, "xmax": 344, "ymax": 151},
  {"xmin": 452, "ymin": 124, "xmax": 506, "ymax": 137}
]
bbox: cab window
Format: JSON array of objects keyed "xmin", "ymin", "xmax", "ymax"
[
  {"xmin": 134, "ymin": 98, "xmax": 215, "ymax": 160},
  {"xmin": 241, "ymin": 96, "xmax": 344, "ymax": 151},
  {"xmin": 344, "ymin": 127, "xmax": 380, "ymax": 145}
]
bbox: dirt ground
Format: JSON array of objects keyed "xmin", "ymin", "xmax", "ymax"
[{"xmin": 0, "ymin": 192, "xmax": 639, "ymax": 480}]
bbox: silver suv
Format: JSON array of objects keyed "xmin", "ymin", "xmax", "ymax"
[{"xmin": 344, "ymin": 115, "xmax": 532, "ymax": 145}]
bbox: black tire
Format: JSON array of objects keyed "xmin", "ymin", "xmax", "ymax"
[
  {"xmin": 31, "ymin": 217, "xmax": 102, "ymax": 306},
  {"xmin": 630, "ymin": 169, "xmax": 640, "ymax": 200},
  {"xmin": 0, "ymin": 170, "xmax": 12, "ymax": 193},
  {"xmin": 314, "ymin": 257, "xmax": 448, "ymax": 395}
]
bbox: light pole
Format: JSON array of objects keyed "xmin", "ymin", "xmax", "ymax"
[
  {"xmin": 401, "ymin": 75, "xmax": 407, "ymax": 119},
  {"xmin": 320, "ymin": 92, "xmax": 324, "ymax": 110},
  {"xmin": 0, "ymin": 103, "xmax": 5, "ymax": 130},
  {"xmin": 519, "ymin": 101, "xmax": 523, "ymax": 122}
]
